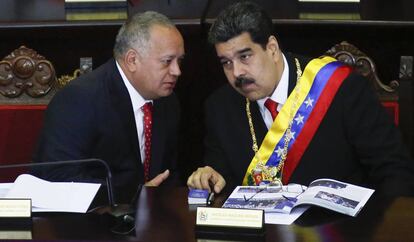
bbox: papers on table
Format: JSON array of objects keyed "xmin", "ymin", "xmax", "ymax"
[{"xmin": 0, "ymin": 174, "xmax": 100, "ymax": 213}]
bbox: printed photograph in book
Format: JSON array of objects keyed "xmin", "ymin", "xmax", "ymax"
[{"xmin": 222, "ymin": 179, "xmax": 374, "ymax": 217}]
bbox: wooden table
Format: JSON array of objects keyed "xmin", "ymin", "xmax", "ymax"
[{"xmin": 3, "ymin": 186, "xmax": 413, "ymax": 241}]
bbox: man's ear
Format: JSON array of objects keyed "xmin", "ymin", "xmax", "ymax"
[
  {"xmin": 266, "ymin": 35, "xmax": 281, "ymax": 60},
  {"xmin": 124, "ymin": 49, "xmax": 140, "ymax": 72}
]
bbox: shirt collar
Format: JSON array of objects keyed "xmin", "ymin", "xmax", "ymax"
[{"xmin": 116, "ymin": 60, "xmax": 152, "ymax": 111}]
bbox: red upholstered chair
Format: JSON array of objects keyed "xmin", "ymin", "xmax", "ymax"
[
  {"xmin": 325, "ymin": 41, "xmax": 400, "ymax": 125},
  {"xmin": 0, "ymin": 46, "xmax": 57, "ymax": 182},
  {"xmin": 0, "ymin": 105, "xmax": 46, "ymax": 182}
]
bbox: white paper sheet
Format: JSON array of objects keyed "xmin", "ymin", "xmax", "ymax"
[
  {"xmin": 265, "ymin": 206, "xmax": 309, "ymax": 225},
  {"xmin": 2, "ymin": 174, "xmax": 100, "ymax": 213},
  {"xmin": 0, "ymin": 183, "xmax": 12, "ymax": 198}
]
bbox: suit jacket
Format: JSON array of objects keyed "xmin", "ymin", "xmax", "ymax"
[
  {"xmin": 33, "ymin": 58, "xmax": 180, "ymax": 202},
  {"xmin": 204, "ymin": 54, "xmax": 414, "ymax": 196}
]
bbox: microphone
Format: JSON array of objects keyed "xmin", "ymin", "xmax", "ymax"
[
  {"xmin": 0, "ymin": 158, "xmax": 115, "ymax": 207},
  {"xmin": 1, "ymin": 158, "xmax": 143, "ymax": 235}
]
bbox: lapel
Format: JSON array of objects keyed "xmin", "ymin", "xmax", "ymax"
[
  {"xmin": 107, "ymin": 59, "xmax": 142, "ymax": 165},
  {"xmin": 250, "ymin": 101, "xmax": 267, "ymax": 147},
  {"xmin": 286, "ymin": 53, "xmax": 300, "ymax": 96}
]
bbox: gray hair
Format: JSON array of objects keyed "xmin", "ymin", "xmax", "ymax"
[{"xmin": 113, "ymin": 11, "xmax": 175, "ymax": 59}]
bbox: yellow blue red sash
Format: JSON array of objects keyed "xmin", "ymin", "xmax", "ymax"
[{"xmin": 243, "ymin": 56, "xmax": 352, "ymax": 185}]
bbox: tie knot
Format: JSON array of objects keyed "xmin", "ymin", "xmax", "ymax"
[
  {"xmin": 142, "ymin": 102, "xmax": 153, "ymax": 114},
  {"xmin": 264, "ymin": 98, "xmax": 278, "ymax": 120}
]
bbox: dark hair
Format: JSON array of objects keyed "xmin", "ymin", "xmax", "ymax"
[{"xmin": 208, "ymin": 1, "xmax": 273, "ymax": 49}]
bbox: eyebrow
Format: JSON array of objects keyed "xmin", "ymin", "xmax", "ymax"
[
  {"xmin": 236, "ymin": 48, "xmax": 252, "ymax": 55},
  {"xmin": 218, "ymin": 47, "xmax": 252, "ymax": 60},
  {"xmin": 161, "ymin": 53, "xmax": 185, "ymax": 59}
]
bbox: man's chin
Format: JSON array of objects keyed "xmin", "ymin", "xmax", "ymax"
[
  {"xmin": 160, "ymin": 89, "xmax": 174, "ymax": 97},
  {"xmin": 246, "ymin": 96, "xmax": 261, "ymax": 102},
  {"xmin": 236, "ymin": 90, "xmax": 262, "ymax": 101}
]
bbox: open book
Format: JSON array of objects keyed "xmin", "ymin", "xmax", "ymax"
[{"xmin": 222, "ymin": 178, "xmax": 374, "ymax": 217}]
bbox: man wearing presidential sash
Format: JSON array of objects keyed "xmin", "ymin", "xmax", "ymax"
[{"xmin": 187, "ymin": 1, "xmax": 414, "ymax": 196}]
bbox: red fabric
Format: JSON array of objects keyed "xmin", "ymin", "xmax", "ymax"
[
  {"xmin": 0, "ymin": 105, "xmax": 46, "ymax": 182},
  {"xmin": 264, "ymin": 98, "xmax": 278, "ymax": 120},
  {"xmin": 381, "ymin": 101, "xmax": 399, "ymax": 125},
  {"xmin": 142, "ymin": 102, "xmax": 153, "ymax": 182}
]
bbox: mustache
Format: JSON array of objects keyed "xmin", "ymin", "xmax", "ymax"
[{"xmin": 235, "ymin": 77, "xmax": 255, "ymax": 88}]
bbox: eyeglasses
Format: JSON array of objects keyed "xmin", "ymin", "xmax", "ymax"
[{"xmin": 243, "ymin": 183, "xmax": 306, "ymax": 203}]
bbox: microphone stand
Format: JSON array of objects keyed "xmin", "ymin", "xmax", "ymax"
[{"xmin": 2, "ymin": 158, "xmax": 143, "ymax": 235}]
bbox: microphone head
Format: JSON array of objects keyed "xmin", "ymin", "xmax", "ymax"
[
  {"xmin": 123, "ymin": 214, "xmax": 135, "ymax": 223},
  {"xmin": 108, "ymin": 204, "xmax": 136, "ymax": 235},
  {"xmin": 106, "ymin": 203, "xmax": 135, "ymax": 218}
]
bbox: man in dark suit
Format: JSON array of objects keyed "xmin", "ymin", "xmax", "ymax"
[
  {"xmin": 33, "ymin": 11, "xmax": 184, "ymax": 202},
  {"xmin": 187, "ymin": 1, "xmax": 414, "ymax": 196}
]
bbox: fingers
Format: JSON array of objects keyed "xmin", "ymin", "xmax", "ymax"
[
  {"xmin": 145, "ymin": 169, "xmax": 170, "ymax": 187},
  {"xmin": 187, "ymin": 167, "xmax": 209, "ymax": 191},
  {"xmin": 187, "ymin": 166, "xmax": 226, "ymax": 193},
  {"xmin": 211, "ymin": 174, "xmax": 226, "ymax": 193}
]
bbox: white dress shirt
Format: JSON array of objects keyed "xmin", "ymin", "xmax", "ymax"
[
  {"xmin": 257, "ymin": 53, "xmax": 290, "ymax": 130},
  {"xmin": 116, "ymin": 61, "xmax": 152, "ymax": 163}
]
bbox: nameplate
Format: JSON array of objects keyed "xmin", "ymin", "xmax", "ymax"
[
  {"xmin": 196, "ymin": 207, "xmax": 264, "ymax": 229},
  {"xmin": 0, "ymin": 199, "xmax": 31, "ymax": 218},
  {"xmin": 0, "ymin": 230, "xmax": 32, "ymax": 240}
]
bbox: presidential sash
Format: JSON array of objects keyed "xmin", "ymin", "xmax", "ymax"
[{"xmin": 243, "ymin": 56, "xmax": 352, "ymax": 186}]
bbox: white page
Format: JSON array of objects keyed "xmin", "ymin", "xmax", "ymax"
[
  {"xmin": 0, "ymin": 183, "xmax": 12, "ymax": 198},
  {"xmin": 265, "ymin": 206, "xmax": 309, "ymax": 225},
  {"xmin": 296, "ymin": 178, "xmax": 375, "ymax": 216},
  {"xmin": 4, "ymin": 174, "xmax": 100, "ymax": 213}
]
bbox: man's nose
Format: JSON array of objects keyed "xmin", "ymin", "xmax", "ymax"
[
  {"xmin": 169, "ymin": 60, "xmax": 181, "ymax": 76},
  {"xmin": 232, "ymin": 61, "xmax": 245, "ymax": 78}
]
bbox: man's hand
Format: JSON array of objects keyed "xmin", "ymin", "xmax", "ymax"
[
  {"xmin": 187, "ymin": 166, "xmax": 226, "ymax": 193},
  {"xmin": 145, "ymin": 169, "xmax": 170, "ymax": 186}
]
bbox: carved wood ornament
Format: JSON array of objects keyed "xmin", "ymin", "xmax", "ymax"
[
  {"xmin": 0, "ymin": 46, "xmax": 56, "ymax": 98},
  {"xmin": 325, "ymin": 41, "xmax": 399, "ymax": 101}
]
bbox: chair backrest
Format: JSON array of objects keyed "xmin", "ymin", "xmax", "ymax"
[
  {"xmin": 0, "ymin": 46, "xmax": 57, "ymax": 182},
  {"xmin": 324, "ymin": 41, "xmax": 399, "ymax": 125},
  {"xmin": 0, "ymin": 45, "xmax": 57, "ymax": 104},
  {"xmin": 0, "ymin": 105, "xmax": 46, "ymax": 182}
]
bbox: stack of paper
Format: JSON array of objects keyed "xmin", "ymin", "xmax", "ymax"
[{"xmin": 0, "ymin": 174, "xmax": 100, "ymax": 213}]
